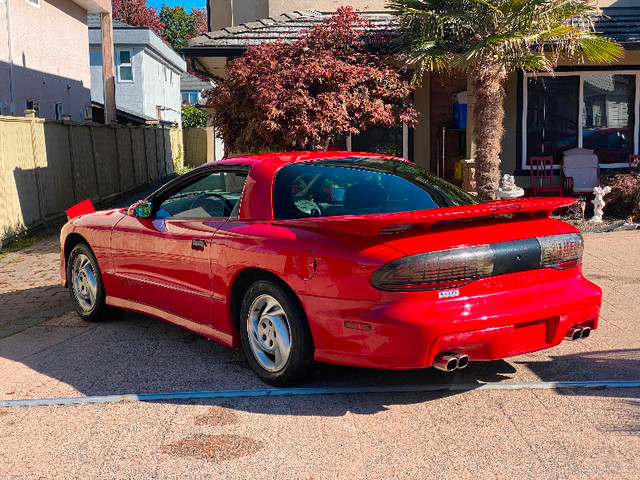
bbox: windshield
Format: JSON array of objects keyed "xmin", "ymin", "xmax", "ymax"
[{"xmin": 273, "ymin": 157, "xmax": 479, "ymax": 220}]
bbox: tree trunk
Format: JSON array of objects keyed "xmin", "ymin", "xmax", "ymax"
[{"xmin": 471, "ymin": 63, "xmax": 507, "ymax": 202}]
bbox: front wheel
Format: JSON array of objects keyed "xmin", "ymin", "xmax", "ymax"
[
  {"xmin": 240, "ymin": 281, "xmax": 314, "ymax": 386},
  {"xmin": 67, "ymin": 242, "xmax": 108, "ymax": 322}
]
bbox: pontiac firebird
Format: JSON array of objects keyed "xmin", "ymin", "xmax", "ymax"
[{"xmin": 60, "ymin": 152, "xmax": 602, "ymax": 385}]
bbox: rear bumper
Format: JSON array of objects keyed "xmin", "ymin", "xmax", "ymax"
[{"xmin": 302, "ymin": 270, "xmax": 602, "ymax": 370}]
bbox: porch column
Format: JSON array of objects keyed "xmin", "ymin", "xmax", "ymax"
[{"xmin": 466, "ymin": 74, "xmax": 476, "ymax": 160}]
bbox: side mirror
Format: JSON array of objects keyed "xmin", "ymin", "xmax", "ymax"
[{"xmin": 128, "ymin": 200, "xmax": 152, "ymax": 218}]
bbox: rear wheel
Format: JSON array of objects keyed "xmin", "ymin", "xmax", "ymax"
[
  {"xmin": 240, "ymin": 280, "xmax": 314, "ymax": 386},
  {"xmin": 67, "ymin": 243, "xmax": 108, "ymax": 322}
]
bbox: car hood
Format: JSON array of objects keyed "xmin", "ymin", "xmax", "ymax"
[{"xmin": 67, "ymin": 207, "xmax": 125, "ymax": 228}]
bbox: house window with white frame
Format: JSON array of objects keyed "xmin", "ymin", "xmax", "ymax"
[
  {"xmin": 117, "ymin": 50, "xmax": 133, "ymax": 82},
  {"xmin": 26, "ymin": 99, "xmax": 39, "ymax": 116},
  {"xmin": 523, "ymin": 71, "xmax": 638, "ymax": 169},
  {"xmin": 55, "ymin": 103, "xmax": 63, "ymax": 120}
]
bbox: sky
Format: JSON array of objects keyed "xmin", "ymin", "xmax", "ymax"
[{"xmin": 146, "ymin": 0, "xmax": 206, "ymax": 12}]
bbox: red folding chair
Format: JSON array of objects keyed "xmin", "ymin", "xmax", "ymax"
[{"xmin": 530, "ymin": 156, "xmax": 563, "ymax": 196}]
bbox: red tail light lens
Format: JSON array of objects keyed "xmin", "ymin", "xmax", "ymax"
[
  {"xmin": 371, "ymin": 233, "xmax": 584, "ymax": 291},
  {"xmin": 537, "ymin": 233, "xmax": 583, "ymax": 269},
  {"xmin": 370, "ymin": 245, "xmax": 494, "ymax": 291}
]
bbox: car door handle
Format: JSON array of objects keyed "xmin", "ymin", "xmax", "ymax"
[{"xmin": 191, "ymin": 239, "xmax": 207, "ymax": 250}]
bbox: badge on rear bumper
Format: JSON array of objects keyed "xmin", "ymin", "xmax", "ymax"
[{"xmin": 438, "ymin": 289, "xmax": 460, "ymax": 299}]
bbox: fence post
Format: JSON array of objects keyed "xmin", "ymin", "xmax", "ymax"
[
  {"xmin": 156, "ymin": 129, "xmax": 162, "ymax": 179},
  {"xmin": 66, "ymin": 121, "xmax": 78, "ymax": 205},
  {"xmin": 88, "ymin": 124, "xmax": 103, "ymax": 201},
  {"xmin": 129, "ymin": 126, "xmax": 137, "ymax": 186},
  {"xmin": 27, "ymin": 112, "xmax": 46, "ymax": 225},
  {"xmin": 163, "ymin": 127, "xmax": 169, "ymax": 176},
  {"xmin": 0, "ymin": 121, "xmax": 6, "ymax": 229},
  {"xmin": 111, "ymin": 123, "xmax": 123, "ymax": 192},
  {"xmin": 142, "ymin": 127, "xmax": 151, "ymax": 181}
]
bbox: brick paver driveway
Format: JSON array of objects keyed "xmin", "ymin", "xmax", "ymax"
[{"xmin": 0, "ymin": 230, "xmax": 638, "ymax": 479}]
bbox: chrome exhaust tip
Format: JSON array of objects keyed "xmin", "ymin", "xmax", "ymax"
[
  {"xmin": 433, "ymin": 353, "xmax": 459, "ymax": 372},
  {"xmin": 565, "ymin": 327, "xmax": 582, "ymax": 341},
  {"xmin": 580, "ymin": 327, "xmax": 591, "ymax": 339},
  {"xmin": 452, "ymin": 353, "xmax": 469, "ymax": 369}
]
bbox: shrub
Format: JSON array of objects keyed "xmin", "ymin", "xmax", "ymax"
[
  {"xmin": 603, "ymin": 172, "xmax": 640, "ymax": 219},
  {"xmin": 563, "ymin": 196, "xmax": 587, "ymax": 220},
  {"xmin": 181, "ymin": 105, "xmax": 206, "ymax": 129}
]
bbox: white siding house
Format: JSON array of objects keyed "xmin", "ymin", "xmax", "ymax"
[{"xmin": 88, "ymin": 14, "xmax": 186, "ymax": 126}]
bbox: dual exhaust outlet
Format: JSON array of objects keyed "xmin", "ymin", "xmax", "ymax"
[
  {"xmin": 433, "ymin": 352, "xmax": 469, "ymax": 372},
  {"xmin": 565, "ymin": 326, "xmax": 591, "ymax": 341},
  {"xmin": 433, "ymin": 325, "xmax": 591, "ymax": 372}
]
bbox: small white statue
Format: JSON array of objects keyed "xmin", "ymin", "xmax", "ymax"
[
  {"xmin": 502, "ymin": 174, "xmax": 516, "ymax": 190},
  {"xmin": 495, "ymin": 174, "xmax": 524, "ymax": 198},
  {"xmin": 590, "ymin": 185, "xmax": 611, "ymax": 223}
]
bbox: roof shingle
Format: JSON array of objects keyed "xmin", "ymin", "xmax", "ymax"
[{"xmin": 185, "ymin": 7, "xmax": 640, "ymax": 56}]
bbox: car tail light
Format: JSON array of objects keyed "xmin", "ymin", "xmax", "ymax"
[
  {"xmin": 371, "ymin": 233, "xmax": 584, "ymax": 291},
  {"xmin": 370, "ymin": 245, "xmax": 494, "ymax": 291},
  {"xmin": 537, "ymin": 233, "xmax": 583, "ymax": 269}
]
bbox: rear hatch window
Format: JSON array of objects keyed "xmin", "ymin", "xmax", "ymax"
[{"xmin": 273, "ymin": 157, "xmax": 479, "ymax": 219}]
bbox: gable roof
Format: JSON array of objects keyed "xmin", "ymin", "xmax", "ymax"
[{"xmin": 184, "ymin": 7, "xmax": 640, "ymax": 59}]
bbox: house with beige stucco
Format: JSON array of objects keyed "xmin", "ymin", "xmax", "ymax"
[
  {"xmin": 185, "ymin": 0, "xmax": 640, "ymax": 192},
  {"xmin": 0, "ymin": 0, "xmax": 115, "ymax": 123}
]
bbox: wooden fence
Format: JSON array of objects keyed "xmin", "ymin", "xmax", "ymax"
[
  {"xmin": 183, "ymin": 126, "xmax": 224, "ymax": 167},
  {"xmin": 0, "ymin": 113, "xmax": 183, "ymax": 245}
]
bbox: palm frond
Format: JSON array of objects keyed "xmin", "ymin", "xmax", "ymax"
[
  {"xmin": 389, "ymin": 0, "xmax": 622, "ymax": 78},
  {"xmin": 575, "ymin": 33, "xmax": 623, "ymax": 63},
  {"xmin": 502, "ymin": 52, "xmax": 554, "ymax": 72},
  {"xmin": 468, "ymin": 0, "xmax": 502, "ymax": 14}
]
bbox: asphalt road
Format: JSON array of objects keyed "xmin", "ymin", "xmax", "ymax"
[{"xmin": 0, "ymin": 230, "xmax": 638, "ymax": 479}]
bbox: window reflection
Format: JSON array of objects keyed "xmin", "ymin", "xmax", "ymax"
[
  {"xmin": 583, "ymin": 74, "xmax": 635, "ymax": 165},
  {"xmin": 525, "ymin": 73, "xmax": 637, "ymax": 169},
  {"xmin": 526, "ymin": 76, "xmax": 579, "ymax": 165}
]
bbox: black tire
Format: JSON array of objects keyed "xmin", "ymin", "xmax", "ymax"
[
  {"xmin": 240, "ymin": 280, "xmax": 314, "ymax": 386},
  {"xmin": 67, "ymin": 242, "xmax": 108, "ymax": 322}
]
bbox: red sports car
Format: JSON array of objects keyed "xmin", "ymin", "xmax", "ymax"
[{"xmin": 60, "ymin": 152, "xmax": 602, "ymax": 385}]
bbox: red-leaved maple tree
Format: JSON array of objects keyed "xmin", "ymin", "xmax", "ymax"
[
  {"xmin": 206, "ymin": 7, "xmax": 417, "ymax": 153},
  {"xmin": 191, "ymin": 7, "xmax": 208, "ymax": 36},
  {"xmin": 112, "ymin": 0, "xmax": 164, "ymax": 38}
]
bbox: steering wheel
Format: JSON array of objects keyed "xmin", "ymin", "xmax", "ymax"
[{"xmin": 191, "ymin": 193, "xmax": 235, "ymax": 217}]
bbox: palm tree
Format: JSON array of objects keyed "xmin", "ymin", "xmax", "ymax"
[{"xmin": 388, "ymin": 0, "xmax": 621, "ymax": 201}]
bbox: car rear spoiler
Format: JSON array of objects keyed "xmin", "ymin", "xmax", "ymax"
[{"xmin": 273, "ymin": 197, "xmax": 575, "ymax": 237}]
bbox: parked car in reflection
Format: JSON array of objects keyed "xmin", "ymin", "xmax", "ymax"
[
  {"xmin": 60, "ymin": 152, "xmax": 602, "ymax": 385},
  {"xmin": 557, "ymin": 127, "xmax": 629, "ymax": 164}
]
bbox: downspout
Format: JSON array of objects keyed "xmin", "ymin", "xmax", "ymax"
[{"xmin": 5, "ymin": 0, "xmax": 15, "ymax": 114}]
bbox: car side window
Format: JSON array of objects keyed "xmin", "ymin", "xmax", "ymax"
[{"xmin": 157, "ymin": 170, "xmax": 247, "ymax": 219}]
